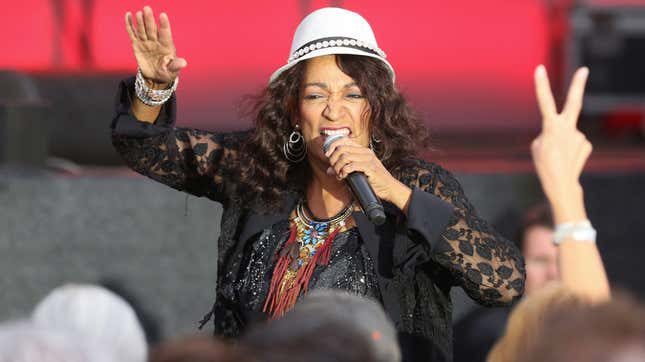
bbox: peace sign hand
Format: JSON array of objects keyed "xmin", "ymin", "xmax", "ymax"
[
  {"xmin": 125, "ymin": 6, "xmax": 187, "ymax": 87},
  {"xmin": 531, "ymin": 65, "xmax": 592, "ymax": 223}
]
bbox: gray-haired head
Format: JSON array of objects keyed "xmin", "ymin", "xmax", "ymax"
[
  {"xmin": 0, "ymin": 320, "xmax": 117, "ymax": 362},
  {"xmin": 32, "ymin": 283, "xmax": 147, "ymax": 362},
  {"xmin": 243, "ymin": 290, "xmax": 401, "ymax": 362}
]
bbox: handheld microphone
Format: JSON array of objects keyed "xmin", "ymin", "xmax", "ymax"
[{"xmin": 323, "ymin": 134, "xmax": 386, "ymax": 225}]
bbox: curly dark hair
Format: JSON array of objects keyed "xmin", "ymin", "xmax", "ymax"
[{"xmin": 233, "ymin": 54, "xmax": 431, "ymax": 208}]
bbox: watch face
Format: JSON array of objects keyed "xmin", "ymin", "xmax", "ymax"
[
  {"xmin": 554, "ymin": 222, "xmax": 596, "ymax": 244},
  {"xmin": 572, "ymin": 228, "xmax": 597, "ymax": 242}
]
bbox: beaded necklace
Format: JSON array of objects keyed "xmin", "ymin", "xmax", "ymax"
[{"xmin": 263, "ymin": 200, "xmax": 354, "ymax": 319}]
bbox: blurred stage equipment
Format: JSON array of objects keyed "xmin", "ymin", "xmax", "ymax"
[
  {"xmin": 568, "ymin": 1, "xmax": 645, "ymax": 115},
  {"xmin": 0, "ymin": 71, "xmax": 49, "ymax": 167},
  {"xmin": 33, "ymin": 73, "xmax": 128, "ymax": 165}
]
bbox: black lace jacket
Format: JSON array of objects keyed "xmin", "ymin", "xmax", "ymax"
[{"xmin": 111, "ymin": 78, "xmax": 525, "ymax": 362}]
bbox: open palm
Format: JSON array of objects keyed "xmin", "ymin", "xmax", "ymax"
[{"xmin": 125, "ymin": 6, "xmax": 187, "ymax": 85}]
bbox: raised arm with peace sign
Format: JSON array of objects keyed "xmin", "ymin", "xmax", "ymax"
[
  {"xmin": 531, "ymin": 65, "xmax": 592, "ymax": 224},
  {"xmin": 531, "ymin": 65, "xmax": 610, "ymax": 303}
]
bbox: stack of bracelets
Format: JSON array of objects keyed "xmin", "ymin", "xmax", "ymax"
[{"xmin": 134, "ymin": 68, "xmax": 178, "ymax": 106}]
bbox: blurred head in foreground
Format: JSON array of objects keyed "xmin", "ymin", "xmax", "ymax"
[
  {"xmin": 150, "ymin": 335, "xmax": 254, "ymax": 362},
  {"xmin": 32, "ymin": 283, "xmax": 147, "ymax": 362},
  {"xmin": 0, "ymin": 320, "xmax": 116, "ymax": 362},
  {"xmin": 486, "ymin": 282, "xmax": 585, "ymax": 362},
  {"xmin": 242, "ymin": 290, "xmax": 401, "ymax": 362},
  {"xmin": 520, "ymin": 293, "xmax": 645, "ymax": 362}
]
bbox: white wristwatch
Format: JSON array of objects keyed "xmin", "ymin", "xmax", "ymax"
[{"xmin": 553, "ymin": 220, "xmax": 597, "ymax": 245}]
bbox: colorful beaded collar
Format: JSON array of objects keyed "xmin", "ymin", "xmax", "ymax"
[{"xmin": 263, "ymin": 200, "xmax": 355, "ymax": 319}]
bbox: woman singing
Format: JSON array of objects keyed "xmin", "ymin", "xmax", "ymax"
[{"xmin": 111, "ymin": 7, "xmax": 525, "ymax": 362}]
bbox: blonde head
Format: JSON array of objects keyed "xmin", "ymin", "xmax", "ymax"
[{"xmin": 486, "ymin": 282, "xmax": 586, "ymax": 362}]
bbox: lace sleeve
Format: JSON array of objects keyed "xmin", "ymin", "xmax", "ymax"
[
  {"xmin": 405, "ymin": 161, "xmax": 525, "ymax": 306},
  {"xmin": 110, "ymin": 77, "xmax": 244, "ymax": 202}
]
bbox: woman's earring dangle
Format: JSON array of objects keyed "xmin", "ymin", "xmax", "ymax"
[
  {"xmin": 283, "ymin": 124, "xmax": 307, "ymax": 163},
  {"xmin": 369, "ymin": 134, "xmax": 382, "ymax": 152}
]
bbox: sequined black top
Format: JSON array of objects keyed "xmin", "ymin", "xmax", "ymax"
[
  {"xmin": 236, "ymin": 221, "xmax": 381, "ymax": 324},
  {"xmin": 111, "ymin": 78, "xmax": 526, "ymax": 362}
]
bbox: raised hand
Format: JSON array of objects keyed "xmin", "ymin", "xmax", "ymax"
[
  {"xmin": 531, "ymin": 65, "xmax": 592, "ymax": 223},
  {"xmin": 125, "ymin": 6, "xmax": 187, "ymax": 86}
]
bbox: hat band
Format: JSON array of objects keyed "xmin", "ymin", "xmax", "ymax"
[{"xmin": 288, "ymin": 36, "xmax": 386, "ymax": 63}]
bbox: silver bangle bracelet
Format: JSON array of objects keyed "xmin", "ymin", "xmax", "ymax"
[
  {"xmin": 134, "ymin": 68, "xmax": 178, "ymax": 107},
  {"xmin": 553, "ymin": 219, "xmax": 597, "ymax": 245}
]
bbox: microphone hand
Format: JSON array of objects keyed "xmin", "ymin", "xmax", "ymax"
[
  {"xmin": 323, "ymin": 136, "xmax": 401, "ymax": 203},
  {"xmin": 323, "ymin": 135, "xmax": 410, "ymax": 224}
]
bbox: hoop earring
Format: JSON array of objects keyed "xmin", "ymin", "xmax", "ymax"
[
  {"xmin": 369, "ymin": 134, "xmax": 382, "ymax": 152},
  {"xmin": 283, "ymin": 125, "xmax": 307, "ymax": 163}
]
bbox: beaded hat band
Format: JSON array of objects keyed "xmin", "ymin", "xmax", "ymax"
[{"xmin": 288, "ymin": 36, "xmax": 386, "ymax": 63}]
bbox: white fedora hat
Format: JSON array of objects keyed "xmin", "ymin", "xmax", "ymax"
[{"xmin": 269, "ymin": 7, "xmax": 395, "ymax": 84}]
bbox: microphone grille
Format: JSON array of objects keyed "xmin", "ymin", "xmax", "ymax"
[{"xmin": 322, "ymin": 134, "xmax": 345, "ymax": 154}]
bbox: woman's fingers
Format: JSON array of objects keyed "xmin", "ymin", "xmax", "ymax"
[
  {"xmin": 324, "ymin": 137, "xmax": 352, "ymax": 157},
  {"xmin": 338, "ymin": 161, "xmax": 364, "ymax": 179},
  {"xmin": 332, "ymin": 152, "xmax": 372, "ymax": 177},
  {"xmin": 331, "ymin": 160, "xmax": 365, "ymax": 179},
  {"xmin": 562, "ymin": 67, "xmax": 589, "ymax": 124},
  {"xmin": 127, "ymin": 7, "xmax": 171, "ymax": 44},
  {"xmin": 124, "ymin": 12, "xmax": 137, "ymax": 42},
  {"xmin": 158, "ymin": 12, "xmax": 174, "ymax": 46},
  {"xmin": 143, "ymin": 6, "xmax": 158, "ymax": 41},
  {"xmin": 325, "ymin": 137, "xmax": 369, "ymax": 158},
  {"xmin": 135, "ymin": 11, "xmax": 147, "ymax": 40},
  {"xmin": 327, "ymin": 143, "xmax": 371, "ymax": 167},
  {"xmin": 534, "ymin": 65, "xmax": 589, "ymax": 130},
  {"xmin": 534, "ymin": 65, "xmax": 558, "ymax": 122},
  {"xmin": 324, "ymin": 138, "xmax": 373, "ymax": 178},
  {"xmin": 573, "ymin": 137, "xmax": 593, "ymax": 177}
]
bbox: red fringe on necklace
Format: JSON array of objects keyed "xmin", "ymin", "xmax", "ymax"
[{"xmin": 262, "ymin": 225, "xmax": 340, "ymax": 319}]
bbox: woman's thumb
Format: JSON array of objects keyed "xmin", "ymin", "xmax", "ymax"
[{"xmin": 168, "ymin": 57, "xmax": 188, "ymax": 72}]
